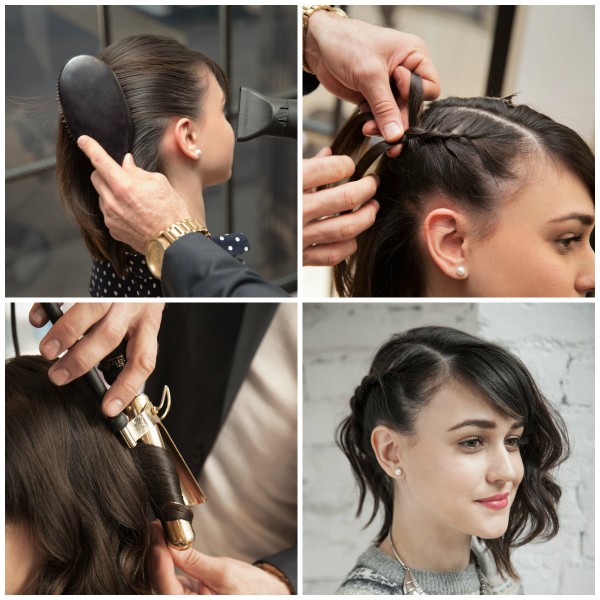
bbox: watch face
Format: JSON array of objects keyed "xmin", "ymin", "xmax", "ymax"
[{"xmin": 146, "ymin": 239, "xmax": 165, "ymax": 279}]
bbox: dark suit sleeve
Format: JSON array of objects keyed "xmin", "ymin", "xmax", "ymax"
[
  {"xmin": 160, "ymin": 233, "xmax": 289, "ymax": 297},
  {"xmin": 256, "ymin": 546, "xmax": 297, "ymax": 594},
  {"xmin": 303, "ymin": 71, "xmax": 320, "ymax": 95}
]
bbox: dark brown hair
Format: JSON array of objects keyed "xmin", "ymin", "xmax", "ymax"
[
  {"xmin": 337, "ymin": 326, "xmax": 570, "ymax": 579},
  {"xmin": 56, "ymin": 34, "xmax": 228, "ymax": 276},
  {"xmin": 6, "ymin": 355, "xmax": 192, "ymax": 593},
  {"xmin": 333, "ymin": 74, "xmax": 595, "ymax": 296}
]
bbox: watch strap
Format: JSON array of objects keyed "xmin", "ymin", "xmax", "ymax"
[
  {"xmin": 302, "ymin": 5, "xmax": 348, "ymax": 74},
  {"xmin": 160, "ymin": 218, "xmax": 211, "ymax": 244}
]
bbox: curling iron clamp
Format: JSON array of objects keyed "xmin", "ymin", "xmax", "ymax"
[{"xmin": 40, "ymin": 303, "xmax": 205, "ymax": 551}]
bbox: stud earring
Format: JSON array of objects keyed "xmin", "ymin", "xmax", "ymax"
[
  {"xmin": 194, "ymin": 148, "xmax": 202, "ymax": 159},
  {"xmin": 394, "ymin": 468, "xmax": 402, "ymax": 477},
  {"xmin": 456, "ymin": 265, "xmax": 466, "ymax": 278}
]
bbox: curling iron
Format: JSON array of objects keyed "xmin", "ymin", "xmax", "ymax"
[{"xmin": 40, "ymin": 303, "xmax": 205, "ymax": 550}]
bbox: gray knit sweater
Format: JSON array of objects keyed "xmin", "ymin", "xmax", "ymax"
[{"xmin": 336, "ymin": 543, "xmax": 522, "ymax": 595}]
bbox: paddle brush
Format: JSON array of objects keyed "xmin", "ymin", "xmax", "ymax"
[{"xmin": 57, "ymin": 55, "xmax": 132, "ymax": 164}]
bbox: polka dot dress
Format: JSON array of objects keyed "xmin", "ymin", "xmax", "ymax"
[{"xmin": 89, "ymin": 233, "xmax": 250, "ymax": 297}]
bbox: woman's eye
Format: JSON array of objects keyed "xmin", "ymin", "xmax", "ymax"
[
  {"xmin": 459, "ymin": 437, "xmax": 483, "ymax": 450},
  {"xmin": 558, "ymin": 233, "xmax": 584, "ymax": 252},
  {"xmin": 505, "ymin": 436, "xmax": 522, "ymax": 450}
]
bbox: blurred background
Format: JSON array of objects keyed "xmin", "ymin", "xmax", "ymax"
[
  {"xmin": 303, "ymin": 302, "xmax": 594, "ymax": 594},
  {"xmin": 6, "ymin": 5, "xmax": 297, "ymax": 296},
  {"xmin": 303, "ymin": 5, "xmax": 595, "ymax": 296}
]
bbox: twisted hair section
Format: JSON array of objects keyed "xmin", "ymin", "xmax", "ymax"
[
  {"xmin": 336, "ymin": 326, "xmax": 569, "ymax": 580},
  {"xmin": 331, "ymin": 74, "xmax": 594, "ymax": 297},
  {"xmin": 132, "ymin": 442, "xmax": 193, "ymax": 524}
]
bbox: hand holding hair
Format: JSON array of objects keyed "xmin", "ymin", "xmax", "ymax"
[
  {"xmin": 303, "ymin": 10, "xmax": 440, "ymax": 143},
  {"xmin": 303, "ymin": 148, "xmax": 380, "ymax": 267},
  {"xmin": 77, "ymin": 135, "xmax": 191, "ymax": 254},
  {"xmin": 150, "ymin": 522, "xmax": 292, "ymax": 595},
  {"xmin": 29, "ymin": 302, "xmax": 165, "ymax": 417}
]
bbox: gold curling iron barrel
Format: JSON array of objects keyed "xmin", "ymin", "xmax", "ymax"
[{"xmin": 119, "ymin": 388, "xmax": 206, "ymax": 550}]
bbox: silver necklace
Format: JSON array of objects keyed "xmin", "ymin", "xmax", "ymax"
[{"xmin": 388, "ymin": 532, "xmax": 491, "ymax": 595}]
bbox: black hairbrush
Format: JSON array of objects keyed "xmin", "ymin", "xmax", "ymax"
[{"xmin": 58, "ymin": 55, "xmax": 133, "ymax": 164}]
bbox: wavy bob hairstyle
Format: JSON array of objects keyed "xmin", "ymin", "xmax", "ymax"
[
  {"xmin": 6, "ymin": 355, "xmax": 192, "ymax": 593},
  {"xmin": 337, "ymin": 325, "xmax": 570, "ymax": 579}
]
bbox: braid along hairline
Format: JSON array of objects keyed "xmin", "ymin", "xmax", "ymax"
[{"xmin": 430, "ymin": 104, "xmax": 544, "ymax": 152}]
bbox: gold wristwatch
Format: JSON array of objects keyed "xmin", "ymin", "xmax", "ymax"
[
  {"xmin": 302, "ymin": 5, "xmax": 348, "ymax": 74},
  {"xmin": 145, "ymin": 218, "xmax": 210, "ymax": 279}
]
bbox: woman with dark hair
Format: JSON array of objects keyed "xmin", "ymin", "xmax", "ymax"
[
  {"xmin": 331, "ymin": 75, "xmax": 594, "ymax": 297},
  {"xmin": 5, "ymin": 355, "xmax": 191, "ymax": 594},
  {"xmin": 56, "ymin": 34, "xmax": 236, "ymax": 297},
  {"xmin": 336, "ymin": 326, "xmax": 569, "ymax": 594}
]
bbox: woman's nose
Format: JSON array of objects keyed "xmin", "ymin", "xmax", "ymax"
[
  {"xmin": 486, "ymin": 447, "xmax": 519, "ymax": 484},
  {"xmin": 574, "ymin": 243, "xmax": 595, "ymax": 296}
]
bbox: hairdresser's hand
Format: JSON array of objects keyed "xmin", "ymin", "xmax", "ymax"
[
  {"xmin": 304, "ymin": 11, "xmax": 440, "ymax": 143},
  {"xmin": 29, "ymin": 302, "xmax": 164, "ymax": 417},
  {"xmin": 150, "ymin": 525, "xmax": 291, "ymax": 595},
  {"xmin": 303, "ymin": 148, "xmax": 379, "ymax": 266},
  {"xmin": 77, "ymin": 135, "xmax": 191, "ymax": 253}
]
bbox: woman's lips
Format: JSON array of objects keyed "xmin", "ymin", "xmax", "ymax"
[{"xmin": 475, "ymin": 493, "xmax": 509, "ymax": 510}]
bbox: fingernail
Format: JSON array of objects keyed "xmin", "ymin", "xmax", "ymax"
[
  {"xmin": 383, "ymin": 122, "xmax": 402, "ymax": 141},
  {"xmin": 373, "ymin": 200, "xmax": 380, "ymax": 211},
  {"xmin": 106, "ymin": 398, "xmax": 125, "ymax": 417},
  {"xmin": 42, "ymin": 338, "xmax": 61, "ymax": 359},
  {"xmin": 30, "ymin": 306, "xmax": 46, "ymax": 326},
  {"xmin": 77, "ymin": 135, "xmax": 88, "ymax": 147},
  {"xmin": 49, "ymin": 368, "xmax": 70, "ymax": 385}
]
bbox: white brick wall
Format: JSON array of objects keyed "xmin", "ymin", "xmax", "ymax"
[{"xmin": 303, "ymin": 302, "xmax": 594, "ymax": 595}]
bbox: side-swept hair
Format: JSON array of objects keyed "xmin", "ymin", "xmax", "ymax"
[
  {"xmin": 56, "ymin": 34, "xmax": 228, "ymax": 276},
  {"xmin": 337, "ymin": 326, "xmax": 570, "ymax": 579},
  {"xmin": 333, "ymin": 74, "xmax": 595, "ymax": 297}
]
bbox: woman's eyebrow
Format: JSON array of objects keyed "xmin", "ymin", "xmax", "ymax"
[
  {"xmin": 448, "ymin": 419, "xmax": 525, "ymax": 432},
  {"xmin": 548, "ymin": 213, "xmax": 594, "ymax": 226}
]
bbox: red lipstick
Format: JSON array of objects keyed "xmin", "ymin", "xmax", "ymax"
[{"xmin": 475, "ymin": 493, "xmax": 509, "ymax": 510}]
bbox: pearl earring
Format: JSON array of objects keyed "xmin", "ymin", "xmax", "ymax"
[
  {"xmin": 194, "ymin": 148, "xmax": 202, "ymax": 159},
  {"xmin": 456, "ymin": 265, "xmax": 466, "ymax": 277},
  {"xmin": 394, "ymin": 468, "xmax": 402, "ymax": 477}
]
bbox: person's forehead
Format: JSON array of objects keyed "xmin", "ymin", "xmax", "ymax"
[{"xmin": 419, "ymin": 380, "xmax": 517, "ymax": 431}]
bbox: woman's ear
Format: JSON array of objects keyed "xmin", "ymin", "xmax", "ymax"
[
  {"xmin": 423, "ymin": 208, "xmax": 472, "ymax": 280},
  {"xmin": 172, "ymin": 117, "xmax": 201, "ymax": 160},
  {"xmin": 371, "ymin": 425, "xmax": 403, "ymax": 478}
]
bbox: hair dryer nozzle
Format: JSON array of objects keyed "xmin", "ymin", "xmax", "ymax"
[{"xmin": 236, "ymin": 86, "xmax": 297, "ymax": 141}]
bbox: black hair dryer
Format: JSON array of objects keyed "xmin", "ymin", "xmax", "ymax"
[{"xmin": 236, "ymin": 87, "xmax": 297, "ymax": 141}]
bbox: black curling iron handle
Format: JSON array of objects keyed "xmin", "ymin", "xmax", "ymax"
[
  {"xmin": 98, "ymin": 340, "xmax": 128, "ymax": 385},
  {"xmin": 40, "ymin": 303, "xmax": 129, "ymax": 432}
]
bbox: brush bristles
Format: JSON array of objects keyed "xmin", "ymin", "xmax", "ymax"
[{"xmin": 57, "ymin": 79, "xmax": 78, "ymax": 143}]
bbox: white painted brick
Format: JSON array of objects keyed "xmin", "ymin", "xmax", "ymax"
[
  {"xmin": 477, "ymin": 303, "xmax": 593, "ymax": 344},
  {"xmin": 557, "ymin": 561, "xmax": 595, "ymax": 595}
]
